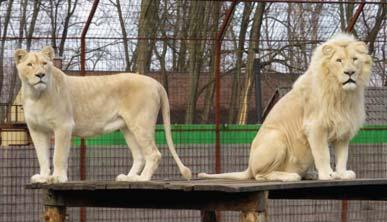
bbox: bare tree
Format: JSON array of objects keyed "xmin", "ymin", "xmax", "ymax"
[
  {"xmin": 237, "ymin": 3, "xmax": 265, "ymax": 124},
  {"xmin": 184, "ymin": 1, "xmax": 211, "ymax": 123},
  {"xmin": 135, "ymin": 0, "xmax": 160, "ymax": 74},
  {"xmin": 227, "ymin": 3, "xmax": 253, "ymax": 123},
  {"xmin": 200, "ymin": 2, "xmax": 221, "ymax": 123},
  {"xmin": 111, "ymin": 0, "xmax": 131, "ymax": 71},
  {"xmin": 0, "ymin": 0, "xmax": 14, "ymax": 123}
]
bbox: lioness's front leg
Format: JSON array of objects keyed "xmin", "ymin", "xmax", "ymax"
[
  {"xmin": 50, "ymin": 126, "xmax": 72, "ymax": 183},
  {"xmin": 306, "ymin": 125, "xmax": 335, "ymax": 180},
  {"xmin": 29, "ymin": 128, "xmax": 51, "ymax": 183},
  {"xmin": 332, "ymin": 140, "xmax": 356, "ymax": 179}
]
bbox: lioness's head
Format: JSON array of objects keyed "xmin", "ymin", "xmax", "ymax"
[
  {"xmin": 314, "ymin": 33, "xmax": 372, "ymax": 91},
  {"xmin": 14, "ymin": 46, "xmax": 55, "ymax": 92}
]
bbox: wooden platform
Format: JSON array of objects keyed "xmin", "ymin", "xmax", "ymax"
[{"xmin": 26, "ymin": 178, "xmax": 387, "ymax": 222}]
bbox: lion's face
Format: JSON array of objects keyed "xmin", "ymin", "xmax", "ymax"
[
  {"xmin": 14, "ymin": 46, "xmax": 55, "ymax": 92},
  {"xmin": 322, "ymin": 40, "xmax": 372, "ymax": 91}
]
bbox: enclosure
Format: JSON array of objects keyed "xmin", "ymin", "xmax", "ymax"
[{"xmin": 0, "ymin": 0, "xmax": 386, "ymax": 221}]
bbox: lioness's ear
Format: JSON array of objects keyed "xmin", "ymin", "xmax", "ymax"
[
  {"xmin": 353, "ymin": 41, "xmax": 369, "ymax": 54},
  {"xmin": 14, "ymin": 49, "xmax": 28, "ymax": 64},
  {"xmin": 322, "ymin": 44, "xmax": 335, "ymax": 57},
  {"xmin": 41, "ymin": 46, "xmax": 55, "ymax": 61}
]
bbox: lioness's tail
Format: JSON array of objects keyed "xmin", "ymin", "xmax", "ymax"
[
  {"xmin": 198, "ymin": 169, "xmax": 251, "ymax": 180},
  {"xmin": 159, "ymin": 86, "xmax": 192, "ymax": 180}
]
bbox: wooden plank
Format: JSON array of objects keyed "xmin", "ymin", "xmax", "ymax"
[
  {"xmin": 41, "ymin": 189, "xmax": 265, "ymax": 211},
  {"xmin": 25, "ymin": 178, "xmax": 387, "ymax": 194}
]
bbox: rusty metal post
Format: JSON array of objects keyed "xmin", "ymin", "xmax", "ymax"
[
  {"xmin": 214, "ymin": 0, "xmax": 238, "ymax": 175},
  {"xmin": 79, "ymin": 1, "xmax": 100, "ymax": 222},
  {"xmin": 345, "ymin": 0, "xmax": 366, "ymax": 32},
  {"xmin": 341, "ymin": 2, "xmax": 365, "ymax": 221},
  {"xmin": 341, "ymin": 200, "xmax": 348, "ymax": 222}
]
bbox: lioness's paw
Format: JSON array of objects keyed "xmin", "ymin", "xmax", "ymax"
[
  {"xmin": 31, "ymin": 174, "xmax": 50, "ymax": 183},
  {"xmin": 116, "ymin": 174, "xmax": 130, "ymax": 181},
  {"xmin": 116, "ymin": 174, "xmax": 149, "ymax": 182},
  {"xmin": 332, "ymin": 170, "xmax": 356, "ymax": 180},
  {"xmin": 318, "ymin": 172, "xmax": 336, "ymax": 180},
  {"xmin": 48, "ymin": 175, "xmax": 68, "ymax": 184}
]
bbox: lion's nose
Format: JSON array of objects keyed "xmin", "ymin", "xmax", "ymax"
[
  {"xmin": 35, "ymin": 73, "xmax": 45, "ymax": 78},
  {"xmin": 344, "ymin": 71, "xmax": 355, "ymax": 76}
]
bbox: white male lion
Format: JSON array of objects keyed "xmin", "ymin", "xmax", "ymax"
[
  {"xmin": 14, "ymin": 46, "xmax": 192, "ymax": 183},
  {"xmin": 199, "ymin": 33, "xmax": 372, "ymax": 181}
]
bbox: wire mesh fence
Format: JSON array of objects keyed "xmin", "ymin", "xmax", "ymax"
[{"xmin": 1, "ymin": 0, "xmax": 386, "ymax": 221}]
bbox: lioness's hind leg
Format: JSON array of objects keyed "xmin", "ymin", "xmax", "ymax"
[
  {"xmin": 116, "ymin": 128, "xmax": 145, "ymax": 182},
  {"xmin": 127, "ymin": 127, "xmax": 161, "ymax": 182}
]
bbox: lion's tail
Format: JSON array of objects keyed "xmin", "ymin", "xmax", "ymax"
[
  {"xmin": 159, "ymin": 86, "xmax": 192, "ymax": 180},
  {"xmin": 198, "ymin": 169, "xmax": 251, "ymax": 180}
]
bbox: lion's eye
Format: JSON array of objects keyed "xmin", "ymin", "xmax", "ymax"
[
  {"xmin": 336, "ymin": 59, "xmax": 342, "ymax": 63},
  {"xmin": 353, "ymin": 57, "xmax": 358, "ymax": 61},
  {"xmin": 42, "ymin": 62, "xmax": 47, "ymax": 65},
  {"xmin": 27, "ymin": 63, "xmax": 33, "ymax": 66}
]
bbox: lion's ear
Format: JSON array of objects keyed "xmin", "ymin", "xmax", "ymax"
[
  {"xmin": 14, "ymin": 49, "xmax": 28, "ymax": 64},
  {"xmin": 322, "ymin": 45, "xmax": 335, "ymax": 57},
  {"xmin": 353, "ymin": 41, "xmax": 369, "ymax": 54},
  {"xmin": 41, "ymin": 46, "xmax": 55, "ymax": 61}
]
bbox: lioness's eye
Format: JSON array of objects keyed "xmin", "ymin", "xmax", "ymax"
[
  {"xmin": 353, "ymin": 57, "xmax": 358, "ymax": 61},
  {"xmin": 43, "ymin": 62, "xmax": 47, "ymax": 65},
  {"xmin": 336, "ymin": 59, "xmax": 342, "ymax": 63},
  {"xmin": 27, "ymin": 63, "xmax": 32, "ymax": 66}
]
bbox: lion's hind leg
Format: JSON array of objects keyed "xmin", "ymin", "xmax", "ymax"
[
  {"xmin": 250, "ymin": 129, "xmax": 300, "ymax": 182},
  {"xmin": 255, "ymin": 171, "xmax": 301, "ymax": 182}
]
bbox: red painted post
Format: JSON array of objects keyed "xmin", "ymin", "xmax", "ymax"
[
  {"xmin": 214, "ymin": 0, "xmax": 238, "ymax": 175},
  {"xmin": 79, "ymin": 1, "xmax": 100, "ymax": 222}
]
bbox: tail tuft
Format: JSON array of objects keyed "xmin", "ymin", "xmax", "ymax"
[{"xmin": 181, "ymin": 166, "xmax": 192, "ymax": 180}]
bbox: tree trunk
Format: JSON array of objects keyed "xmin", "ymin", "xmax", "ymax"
[
  {"xmin": 366, "ymin": 1, "xmax": 385, "ymax": 54},
  {"xmin": 237, "ymin": 3, "xmax": 265, "ymax": 125},
  {"xmin": 228, "ymin": 3, "xmax": 253, "ymax": 123},
  {"xmin": 154, "ymin": 0, "xmax": 169, "ymax": 93},
  {"xmin": 114, "ymin": 0, "xmax": 131, "ymax": 71},
  {"xmin": 26, "ymin": 0, "xmax": 41, "ymax": 50},
  {"xmin": 0, "ymin": 0, "xmax": 14, "ymax": 123},
  {"xmin": 184, "ymin": 2, "xmax": 210, "ymax": 123},
  {"xmin": 201, "ymin": 2, "xmax": 221, "ymax": 124},
  {"xmin": 58, "ymin": 0, "xmax": 78, "ymax": 58},
  {"xmin": 176, "ymin": 1, "xmax": 189, "ymax": 72},
  {"xmin": 135, "ymin": 0, "xmax": 160, "ymax": 74}
]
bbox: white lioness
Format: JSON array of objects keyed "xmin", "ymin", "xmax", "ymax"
[
  {"xmin": 15, "ymin": 46, "xmax": 192, "ymax": 183},
  {"xmin": 199, "ymin": 33, "xmax": 372, "ymax": 181}
]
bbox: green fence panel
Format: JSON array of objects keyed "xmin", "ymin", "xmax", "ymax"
[{"xmin": 72, "ymin": 125, "xmax": 387, "ymax": 147}]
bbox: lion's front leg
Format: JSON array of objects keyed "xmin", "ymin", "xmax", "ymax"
[
  {"xmin": 50, "ymin": 126, "xmax": 73, "ymax": 183},
  {"xmin": 29, "ymin": 128, "xmax": 51, "ymax": 183},
  {"xmin": 332, "ymin": 140, "xmax": 356, "ymax": 179},
  {"xmin": 306, "ymin": 125, "xmax": 335, "ymax": 180}
]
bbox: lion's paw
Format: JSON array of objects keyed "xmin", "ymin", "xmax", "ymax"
[
  {"xmin": 281, "ymin": 173, "xmax": 302, "ymax": 182},
  {"xmin": 48, "ymin": 175, "xmax": 68, "ymax": 184},
  {"xmin": 197, "ymin": 172, "xmax": 208, "ymax": 178},
  {"xmin": 332, "ymin": 170, "xmax": 356, "ymax": 180},
  {"xmin": 31, "ymin": 174, "xmax": 50, "ymax": 183}
]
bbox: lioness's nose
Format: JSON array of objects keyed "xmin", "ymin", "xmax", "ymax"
[
  {"xmin": 344, "ymin": 71, "xmax": 355, "ymax": 76},
  {"xmin": 35, "ymin": 73, "xmax": 45, "ymax": 78}
]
